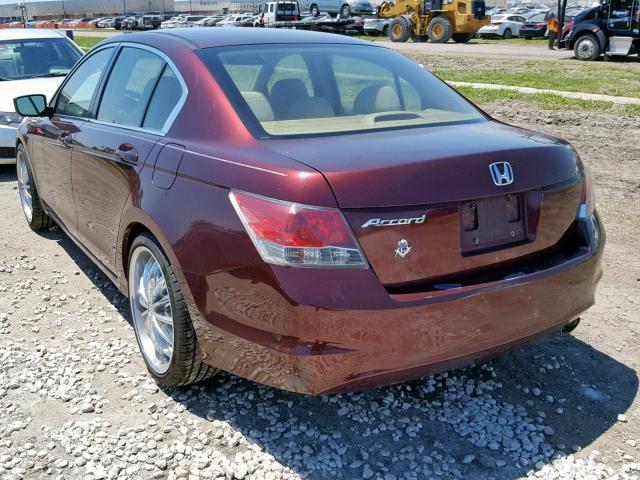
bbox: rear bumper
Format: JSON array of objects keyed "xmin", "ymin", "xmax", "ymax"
[
  {"xmin": 521, "ymin": 28, "xmax": 547, "ymax": 37},
  {"xmin": 182, "ymin": 217, "xmax": 604, "ymax": 395}
]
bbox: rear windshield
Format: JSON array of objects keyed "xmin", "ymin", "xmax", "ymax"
[
  {"xmin": 529, "ymin": 14, "xmax": 546, "ymax": 21},
  {"xmin": 198, "ymin": 44, "xmax": 485, "ymax": 139}
]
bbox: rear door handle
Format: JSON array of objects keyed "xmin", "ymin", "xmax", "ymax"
[{"xmin": 115, "ymin": 143, "xmax": 139, "ymax": 164}]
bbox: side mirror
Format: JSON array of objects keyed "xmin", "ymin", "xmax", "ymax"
[{"xmin": 13, "ymin": 94, "xmax": 52, "ymax": 117}]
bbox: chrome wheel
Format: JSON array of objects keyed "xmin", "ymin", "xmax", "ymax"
[
  {"xmin": 577, "ymin": 38, "xmax": 595, "ymax": 59},
  {"xmin": 129, "ymin": 246, "xmax": 174, "ymax": 374},
  {"xmin": 17, "ymin": 150, "xmax": 33, "ymax": 223}
]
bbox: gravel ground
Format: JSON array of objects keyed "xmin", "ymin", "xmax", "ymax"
[{"xmin": 0, "ymin": 104, "xmax": 639, "ymax": 480}]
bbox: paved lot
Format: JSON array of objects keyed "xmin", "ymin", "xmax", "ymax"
[{"xmin": 0, "ymin": 104, "xmax": 638, "ymax": 480}]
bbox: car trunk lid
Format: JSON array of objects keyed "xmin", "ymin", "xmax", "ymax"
[{"xmin": 264, "ymin": 121, "xmax": 583, "ymax": 285}]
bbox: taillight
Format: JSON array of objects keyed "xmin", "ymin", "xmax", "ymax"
[
  {"xmin": 578, "ymin": 166, "xmax": 595, "ymax": 220},
  {"xmin": 230, "ymin": 191, "xmax": 367, "ymax": 268}
]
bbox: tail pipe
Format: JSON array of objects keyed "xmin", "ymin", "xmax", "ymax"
[{"xmin": 562, "ymin": 318, "xmax": 580, "ymax": 333}]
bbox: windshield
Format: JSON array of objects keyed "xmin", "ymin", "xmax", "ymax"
[
  {"xmin": 0, "ymin": 37, "xmax": 81, "ymax": 80},
  {"xmin": 199, "ymin": 44, "xmax": 485, "ymax": 139}
]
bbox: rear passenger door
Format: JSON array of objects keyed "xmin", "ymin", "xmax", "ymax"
[{"xmin": 71, "ymin": 45, "xmax": 185, "ymax": 271}]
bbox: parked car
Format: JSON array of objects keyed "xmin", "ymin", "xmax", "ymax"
[
  {"xmin": 120, "ymin": 16, "xmax": 140, "ymax": 30},
  {"xmin": 217, "ymin": 14, "xmax": 255, "ymax": 27},
  {"xmin": 114, "ymin": 16, "xmax": 126, "ymax": 29},
  {"xmin": 193, "ymin": 16, "xmax": 225, "ymax": 27},
  {"xmin": 364, "ymin": 17, "xmax": 391, "ymax": 35},
  {"xmin": 13, "ymin": 29, "xmax": 603, "ymax": 395},
  {"xmin": 141, "ymin": 15, "xmax": 164, "ymax": 29},
  {"xmin": 520, "ymin": 12, "xmax": 548, "ymax": 38},
  {"xmin": 257, "ymin": 1, "xmax": 302, "ymax": 24},
  {"xmin": 97, "ymin": 17, "xmax": 116, "ymax": 28},
  {"xmin": 160, "ymin": 16, "xmax": 184, "ymax": 28},
  {"xmin": 173, "ymin": 15, "xmax": 208, "ymax": 27},
  {"xmin": 478, "ymin": 14, "xmax": 527, "ymax": 38},
  {"xmin": 240, "ymin": 15, "xmax": 262, "ymax": 26},
  {"xmin": 305, "ymin": 0, "xmax": 374, "ymax": 17},
  {"xmin": 0, "ymin": 29, "xmax": 82, "ymax": 164}
]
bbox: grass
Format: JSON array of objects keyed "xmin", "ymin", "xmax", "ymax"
[
  {"xmin": 74, "ymin": 36, "xmax": 104, "ymax": 51},
  {"xmin": 454, "ymin": 86, "xmax": 640, "ymax": 117},
  {"xmin": 415, "ymin": 57, "xmax": 640, "ymax": 99}
]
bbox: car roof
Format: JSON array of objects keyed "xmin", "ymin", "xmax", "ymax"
[
  {"xmin": 0, "ymin": 29, "xmax": 67, "ymax": 41},
  {"xmin": 101, "ymin": 27, "xmax": 372, "ymax": 50}
]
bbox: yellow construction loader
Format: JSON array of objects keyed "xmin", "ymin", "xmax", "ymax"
[{"xmin": 378, "ymin": 0, "xmax": 490, "ymax": 43}]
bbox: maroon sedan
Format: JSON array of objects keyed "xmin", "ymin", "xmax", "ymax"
[{"xmin": 13, "ymin": 29, "xmax": 603, "ymax": 395}]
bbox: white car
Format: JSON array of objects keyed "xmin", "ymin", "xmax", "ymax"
[
  {"xmin": 478, "ymin": 14, "xmax": 527, "ymax": 38},
  {"xmin": 0, "ymin": 29, "xmax": 82, "ymax": 164},
  {"xmin": 160, "ymin": 16, "xmax": 185, "ymax": 28},
  {"xmin": 217, "ymin": 14, "xmax": 255, "ymax": 27}
]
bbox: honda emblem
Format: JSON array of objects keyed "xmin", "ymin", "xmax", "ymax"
[{"xmin": 489, "ymin": 162, "xmax": 514, "ymax": 186}]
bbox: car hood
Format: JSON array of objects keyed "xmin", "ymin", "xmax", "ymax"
[
  {"xmin": 0, "ymin": 77, "xmax": 64, "ymax": 112},
  {"xmin": 263, "ymin": 120, "xmax": 579, "ymax": 208}
]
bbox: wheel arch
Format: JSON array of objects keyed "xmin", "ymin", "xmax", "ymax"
[
  {"xmin": 569, "ymin": 23, "xmax": 607, "ymax": 50},
  {"xmin": 117, "ymin": 211, "xmax": 180, "ymax": 295}
]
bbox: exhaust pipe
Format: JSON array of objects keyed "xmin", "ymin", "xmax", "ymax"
[{"xmin": 562, "ymin": 318, "xmax": 580, "ymax": 333}]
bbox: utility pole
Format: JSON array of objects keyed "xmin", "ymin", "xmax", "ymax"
[
  {"xmin": 17, "ymin": 2, "xmax": 27, "ymax": 27},
  {"xmin": 61, "ymin": 0, "xmax": 67, "ymax": 18},
  {"xmin": 123, "ymin": 0, "xmax": 127, "ymax": 15},
  {"xmin": 189, "ymin": 0, "xmax": 193, "ymax": 13}
]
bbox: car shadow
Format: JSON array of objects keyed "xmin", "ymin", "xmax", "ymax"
[
  {"xmin": 0, "ymin": 164, "xmax": 16, "ymax": 183},
  {"xmin": 6, "ymin": 161, "xmax": 636, "ymax": 479},
  {"xmin": 161, "ymin": 335, "xmax": 637, "ymax": 479}
]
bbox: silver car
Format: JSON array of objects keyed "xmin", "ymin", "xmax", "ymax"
[{"xmin": 305, "ymin": 0, "xmax": 374, "ymax": 16}]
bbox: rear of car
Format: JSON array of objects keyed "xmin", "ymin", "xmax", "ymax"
[
  {"xmin": 520, "ymin": 13, "xmax": 548, "ymax": 38},
  {"xmin": 188, "ymin": 41, "xmax": 604, "ymax": 394}
]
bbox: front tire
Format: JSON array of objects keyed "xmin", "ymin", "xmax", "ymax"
[
  {"xmin": 16, "ymin": 144, "xmax": 52, "ymax": 231},
  {"xmin": 128, "ymin": 233, "xmax": 218, "ymax": 387},
  {"xmin": 310, "ymin": 4, "xmax": 319, "ymax": 16},
  {"xmin": 388, "ymin": 16, "xmax": 411, "ymax": 42},
  {"xmin": 574, "ymin": 34, "xmax": 601, "ymax": 61},
  {"xmin": 427, "ymin": 16, "xmax": 452, "ymax": 43},
  {"xmin": 340, "ymin": 4, "xmax": 350, "ymax": 16}
]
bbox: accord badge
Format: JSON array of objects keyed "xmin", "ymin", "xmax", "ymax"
[{"xmin": 362, "ymin": 214, "xmax": 426, "ymax": 228}]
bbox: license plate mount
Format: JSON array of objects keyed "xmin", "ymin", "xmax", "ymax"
[{"xmin": 460, "ymin": 193, "xmax": 527, "ymax": 255}]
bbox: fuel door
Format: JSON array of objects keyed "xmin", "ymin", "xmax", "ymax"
[{"xmin": 152, "ymin": 143, "xmax": 185, "ymax": 190}]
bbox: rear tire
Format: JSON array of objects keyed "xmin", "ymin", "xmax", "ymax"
[
  {"xmin": 128, "ymin": 233, "xmax": 218, "ymax": 387},
  {"xmin": 502, "ymin": 28, "xmax": 512, "ymax": 39},
  {"xmin": 16, "ymin": 144, "xmax": 52, "ymax": 232},
  {"xmin": 574, "ymin": 33, "xmax": 600, "ymax": 61},
  {"xmin": 452, "ymin": 32, "xmax": 474, "ymax": 43},
  {"xmin": 388, "ymin": 16, "xmax": 411, "ymax": 42},
  {"xmin": 427, "ymin": 16, "xmax": 452, "ymax": 43},
  {"xmin": 524, "ymin": 36, "xmax": 531, "ymax": 40},
  {"xmin": 310, "ymin": 4, "xmax": 319, "ymax": 16},
  {"xmin": 340, "ymin": 4, "xmax": 350, "ymax": 16}
]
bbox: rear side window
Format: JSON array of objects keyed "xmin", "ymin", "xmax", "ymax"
[
  {"xmin": 143, "ymin": 66, "xmax": 183, "ymax": 131},
  {"xmin": 97, "ymin": 47, "xmax": 164, "ymax": 127},
  {"xmin": 56, "ymin": 47, "xmax": 113, "ymax": 118}
]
